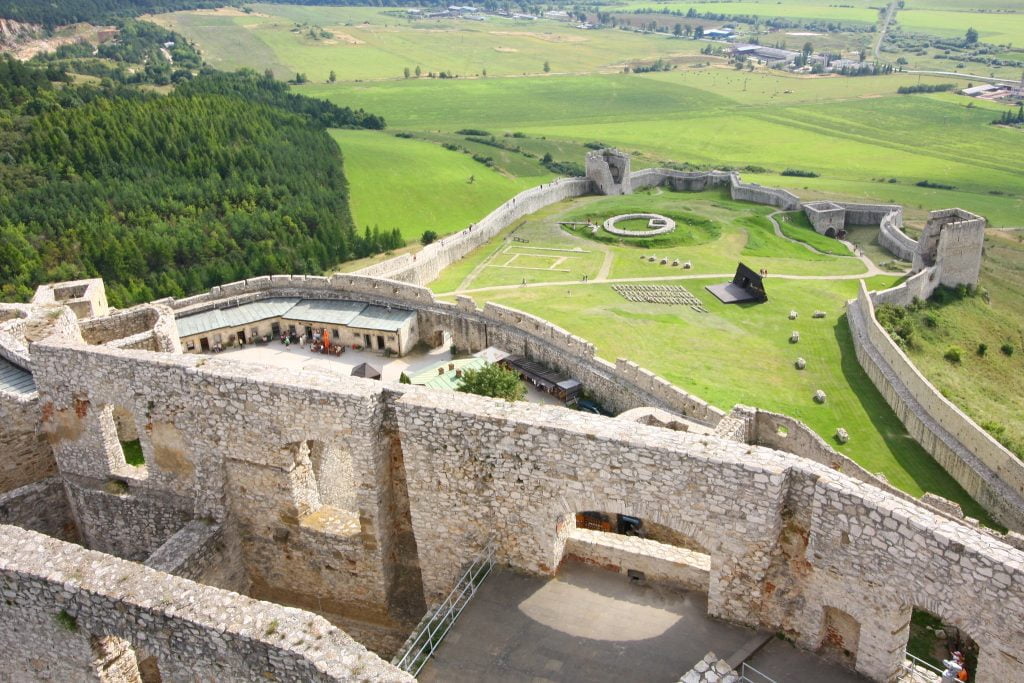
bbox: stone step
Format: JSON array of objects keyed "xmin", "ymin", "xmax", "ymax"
[{"xmin": 724, "ymin": 630, "xmax": 774, "ymax": 670}]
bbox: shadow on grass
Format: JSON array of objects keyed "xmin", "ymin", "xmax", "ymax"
[{"xmin": 833, "ymin": 313, "xmax": 1003, "ymax": 530}]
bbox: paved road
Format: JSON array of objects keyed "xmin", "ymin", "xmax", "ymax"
[{"xmin": 904, "ymin": 70, "xmax": 1019, "ymax": 84}]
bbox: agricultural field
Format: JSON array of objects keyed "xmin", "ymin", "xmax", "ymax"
[{"xmin": 429, "ymin": 187, "xmax": 995, "ymax": 524}]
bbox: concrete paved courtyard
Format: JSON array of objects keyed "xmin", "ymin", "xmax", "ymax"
[
  {"xmin": 420, "ymin": 560, "xmax": 870, "ymax": 683},
  {"xmin": 211, "ymin": 343, "xmax": 562, "ymax": 405}
]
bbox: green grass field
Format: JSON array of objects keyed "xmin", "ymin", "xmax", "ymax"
[
  {"xmin": 895, "ymin": 8, "xmax": 1024, "ymax": 43},
  {"xmin": 330, "ymin": 129, "xmax": 545, "ymax": 242}
]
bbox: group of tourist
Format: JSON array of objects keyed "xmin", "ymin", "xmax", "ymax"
[{"xmin": 941, "ymin": 651, "xmax": 969, "ymax": 682}]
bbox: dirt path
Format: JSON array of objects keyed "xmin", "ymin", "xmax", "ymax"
[
  {"xmin": 873, "ymin": 1, "xmax": 898, "ymax": 60},
  {"xmin": 767, "ymin": 211, "xmax": 883, "ymax": 276}
]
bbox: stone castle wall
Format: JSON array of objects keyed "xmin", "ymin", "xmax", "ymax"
[
  {"xmin": 0, "ymin": 392, "xmax": 53, "ymax": 493},
  {"xmin": 0, "ymin": 524, "xmax": 411, "ymax": 682},
  {"xmin": 78, "ymin": 303, "xmax": 182, "ymax": 353},
  {"xmin": 847, "ymin": 283, "xmax": 1024, "ymax": 530},
  {"xmin": 0, "ymin": 477, "xmax": 78, "ymax": 542},
  {"xmin": 877, "ymin": 208, "xmax": 916, "ymax": 262},
  {"xmin": 28, "ymin": 338, "xmax": 416, "ymax": 626},
  {"xmin": 394, "ymin": 388, "xmax": 1024, "ymax": 683}
]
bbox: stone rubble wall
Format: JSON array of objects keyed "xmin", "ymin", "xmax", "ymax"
[
  {"xmin": 0, "ymin": 392, "xmax": 54, "ymax": 493},
  {"xmin": 678, "ymin": 652, "xmax": 740, "ymax": 683},
  {"xmin": 0, "ymin": 477, "xmax": 78, "ymax": 542},
  {"xmin": 564, "ymin": 527, "xmax": 710, "ymax": 591},
  {"xmin": 78, "ymin": 303, "xmax": 182, "ymax": 353},
  {"xmin": 28, "ymin": 338, "xmax": 413, "ymax": 626},
  {"xmin": 0, "ymin": 524, "xmax": 412, "ymax": 682},
  {"xmin": 393, "ymin": 387, "xmax": 1024, "ymax": 683},
  {"xmin": 802, "ymin": 201, "xmax": 846, "ymax": 235},
  {"xmin": 847, "ymin": 283, "xmax": 1024, "ymax": 531},
  {"xmin": 144, "ymin": 519, "xmax": 250, "ymax": 594}
]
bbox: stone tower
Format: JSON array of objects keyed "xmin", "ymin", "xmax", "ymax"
[
  {"xmin": 912, "ymin": 208, "xmax": 986, "ymax": 296},
  {"xmin": 586, "ymin": 148, "xmax": 632, "ymax": 195}
]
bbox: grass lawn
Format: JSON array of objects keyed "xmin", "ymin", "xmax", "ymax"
[{"xmin": 329, "ymin": 129, "xmax": 544, "ymax": 242}]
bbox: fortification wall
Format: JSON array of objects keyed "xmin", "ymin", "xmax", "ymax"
[
  {"xmin": 564, "ymin": 527, "xmax": 711, "ymax": 591},
  {"xmin": 837, "ymin": 202, "xmax": 903, "ymax": 227},
  {"xmin": 0, "ymin": 525, "xmax": 411, "ymax": 682},
  {"xmin": 0, "ymin": 393, "xmax": 54, "ymax": 493},
  {"xmin": 355, "ymin": 177, "xmax": 593, "ymax": 285},
  {"xmin": 0, "ymin": 477, "xmax": 78, "ymax": 542},
  {"xmin": 802, "ymin": 201, "xmax": 845, "ymax": 235},
  {"xmin": 78, "ymin": 303, "xmax": 182, "ymax": 353},
  {"xmin": 728, "ymin": 176, "xmax": 801, "ymax": 210},
  {"xmin": 28, "ymin": 339, "xmax": 417, "ymax": 627},
  {"xmin": 144, "ymin": 519, "xmax": 250, "ymax": 593},
  {"xmin": 877, "ymin": 209, "xmax": 916, "ymax": 262},
  {"xmin": 847, "ymin": 284, "xmax": 1024, "ymax": 531},
  {"xmin": 394, "ymin": 388, "xmax": 1024, "ymax": 682}
]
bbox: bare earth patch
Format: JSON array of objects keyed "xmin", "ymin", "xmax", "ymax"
[
  {"xmin": 494, "ymin": 46, "xmax": 518, "ymax": 52},
  {"xmin": 490, "ymin": 30, "xmax": 587, "ymax": 43}
]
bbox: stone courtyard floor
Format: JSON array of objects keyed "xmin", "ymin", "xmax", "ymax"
[
  {"xmin": 419, "ymin": 560, "xmax": 870, "ymax": 683},
  {"xmin": 212, "ymin": 344, "xmax": 562, "ymax": 406}
]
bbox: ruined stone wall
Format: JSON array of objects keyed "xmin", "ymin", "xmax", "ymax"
[
  {"xmin": 144, "ymin": 519, "xmax": 250, "ymax": 594},
  {"xmin": 837, "ymin": 202, "xmax": 903, "ymax": 227},
  {"xmin": 0, "ymin": 477, "xmax": 78, "ymax": 542},
  {"xmin": 394, "ymin": 388, "xmax": 1024, "ymax": 683},
  {"xmin": 564, "ymin": 527, "xmax": 710, "ymax": 591},
  {"xmin": 0, "ymin": 525, "xmax": 411, "ymax": 682},
  {"xmin": 78, "ymin": 304, "xmax": 182, "ymax": 353},
  {"xmin": 802, "ymin": 201, "xmax": 845, "ymax": 235},
  {"xmin": 877, "ymin": 208, "xmax": 916, "ymax": 262},
  {"xmin": 29, "ymin": 339, "xmax": 415, "ymax": 628},
  {"xmin": 847, "ymin": 284, "xmax": 1024, "ymax": 531},
  {"xmin": 0, "ymin": 392, "xmax": 54, "ymax": 493},
  {"xmin": 728, "ymin": 176, "xmax": 801, "ymax": 210}
]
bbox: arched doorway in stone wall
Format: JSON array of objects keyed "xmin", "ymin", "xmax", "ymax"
[{"xmin": 904, "ymin": 605, "xmax": 980, "ymax": 682}]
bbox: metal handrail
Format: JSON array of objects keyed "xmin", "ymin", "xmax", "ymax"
[
  {"xmin": 393, "ymin": 543, "xmax": 496, "ymax": 676},
  {"xmin": 740, "ymin": 661, "xmax": 778, "ymax": 683},
  {"xmin": 903, "ymin": 650, "xmax": 944, "ymax": 680}
]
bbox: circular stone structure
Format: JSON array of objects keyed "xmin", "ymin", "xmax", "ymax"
[{"xmin": 603, "ymin": 212, "xmax": 676, "ymax": 237}]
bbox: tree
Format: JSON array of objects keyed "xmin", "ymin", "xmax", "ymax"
[
  {"xmin": 543, "ymin": 60, "xmax": 550, "ymax": 73},
  {"xmin": 328, "ymin": 70, "xmax": 336, "ymax": 83},
  {"xmin": 403, "ymin": 67, "xmax": 411, "ymax": 79},
  {"xmin": 673, "ymin": 23, "xmax": 682, "ymax": 37},
  {"xmin": 693, "ymin": 26, "xmax": 704, "ymax": 39},
  {"xmin": 802, "ymin": 41, "xmax": 813, "ymax": 58},
  {"xmin": 456, "ymin": 363, "xmax": 526, "ymax": 402},
  {"xmin": 482, "ymin": 68, "xmax": 487, "ymax": 77},
  {"xmin": 414, "ymin": 65, "xmax": 422, "ymax": 77},
  {"xmin": 264, "ymin": 68, "xmax": 274, "ymax": 80},
  {"xmin": 399, "ymin": 372, "xmax": 411, "ymax": 384},
  {"xmin": 965, "ymin": 27, "xmax": 979, "ymax": 45},
  {"xmin": 421, "ymin": 230, "xmax": 438, "ymax": 245}
]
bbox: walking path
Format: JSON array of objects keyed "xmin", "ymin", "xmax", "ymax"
[
  {"xmin": 767, "ymin": 211, "xmax": 883, "ymax": 276},
  {"xmin": 873, "ymin": 0, "xmax": 898, "ymax": 60}
]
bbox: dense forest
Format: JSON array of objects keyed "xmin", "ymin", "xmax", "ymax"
[
  {"xmin": 0, "ymin": 63, "xmax": 392, "ymax": 306},
  {"xmin": 0, "ymin": 1, "xmax": 223, "ymax": 28}
]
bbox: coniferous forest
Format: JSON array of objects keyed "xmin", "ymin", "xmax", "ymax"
[{"xmin": 0, "ymin": 60, "xmax": 392, "ymax": 306}]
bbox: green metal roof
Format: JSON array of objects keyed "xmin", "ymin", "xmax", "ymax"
[
  {"xmin": 0, "ymin": 357, "xmax": 35, "ymax": 396},
  {"xmin": 348, "ymin": 305, "xmax": 416, "ymax": 333},
  {"xmin": 176, "ymin": 298, "xmax": 300, "ymax": 338},
  {"xmin": 175, "ymin": 298, "xmax": 415, "ymax": 338},
  {"xmin": 409, "ymin": 357, "xmax": 487, "ymax": 390},
  {"xmin": 285, "ymin": 299, "xmax": 366, "ymax": 326}
]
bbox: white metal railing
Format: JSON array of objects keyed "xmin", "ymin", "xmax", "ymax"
[
  {"xmin": 392, "ymin": 543, "xmax": 496, "ymax": 676},
  {"xmin": 740, "ymin": 662, "xmax": 779, "ymax": 683},
  {"xmin": 741, "ymin": 663, "xmax": 778, "ymax": 683},
  {"xmin": 902, "ymin": 650, "xmax": 944, "ymax": 681}
]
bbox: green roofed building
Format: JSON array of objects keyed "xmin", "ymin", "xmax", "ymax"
[
  {"xmin": 175, "ymin": 297, "xmax": 419, "ymax": 356},
  {"xmin": 409, "ymin": 357, "xmax": 488, "ymax": 391}
]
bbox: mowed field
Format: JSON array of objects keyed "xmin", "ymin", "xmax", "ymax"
[{"xmin": 302, "ymin": 70, "xmax": 1024, "ymax": 229}]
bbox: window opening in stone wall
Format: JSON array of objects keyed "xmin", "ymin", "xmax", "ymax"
[
  {"xmin": 137, "ymin": 654, "xmax": 163, "ymax": 683},
  {"xmin": 817, "ymin": 606, "xmax": 861, "ymax": 669},
  {"xmin": 112, "ymin": 405, "xmax": 145, "ymax": 468},
  {"xmin": 905, "ymin": 607, "xmax": 978, "ymax": 681},
  {"xmin": 199, "ymin": 337, "xmax": 210, "ymax": 352}
]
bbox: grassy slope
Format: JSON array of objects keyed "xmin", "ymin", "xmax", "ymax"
[
  {"xmin": 899, "ymin": 232, "xmax": 1024, "ymax": 459},
  {"xmin": 331, "ymin": 129, "xmax": 544, "ymax": 242}
]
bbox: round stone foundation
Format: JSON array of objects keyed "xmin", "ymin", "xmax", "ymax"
[{"xmin": 603, "ymin": 213, "xmax": 677, "ymax": 237}]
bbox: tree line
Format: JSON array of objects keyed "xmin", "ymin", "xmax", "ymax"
[
  {"xmin": 0, "ymin": 0, "xmax": 222, "ymax": 28},
  {"xmin": 0, "ymin": 65, "xmax": 389, "ymax": 306}
]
